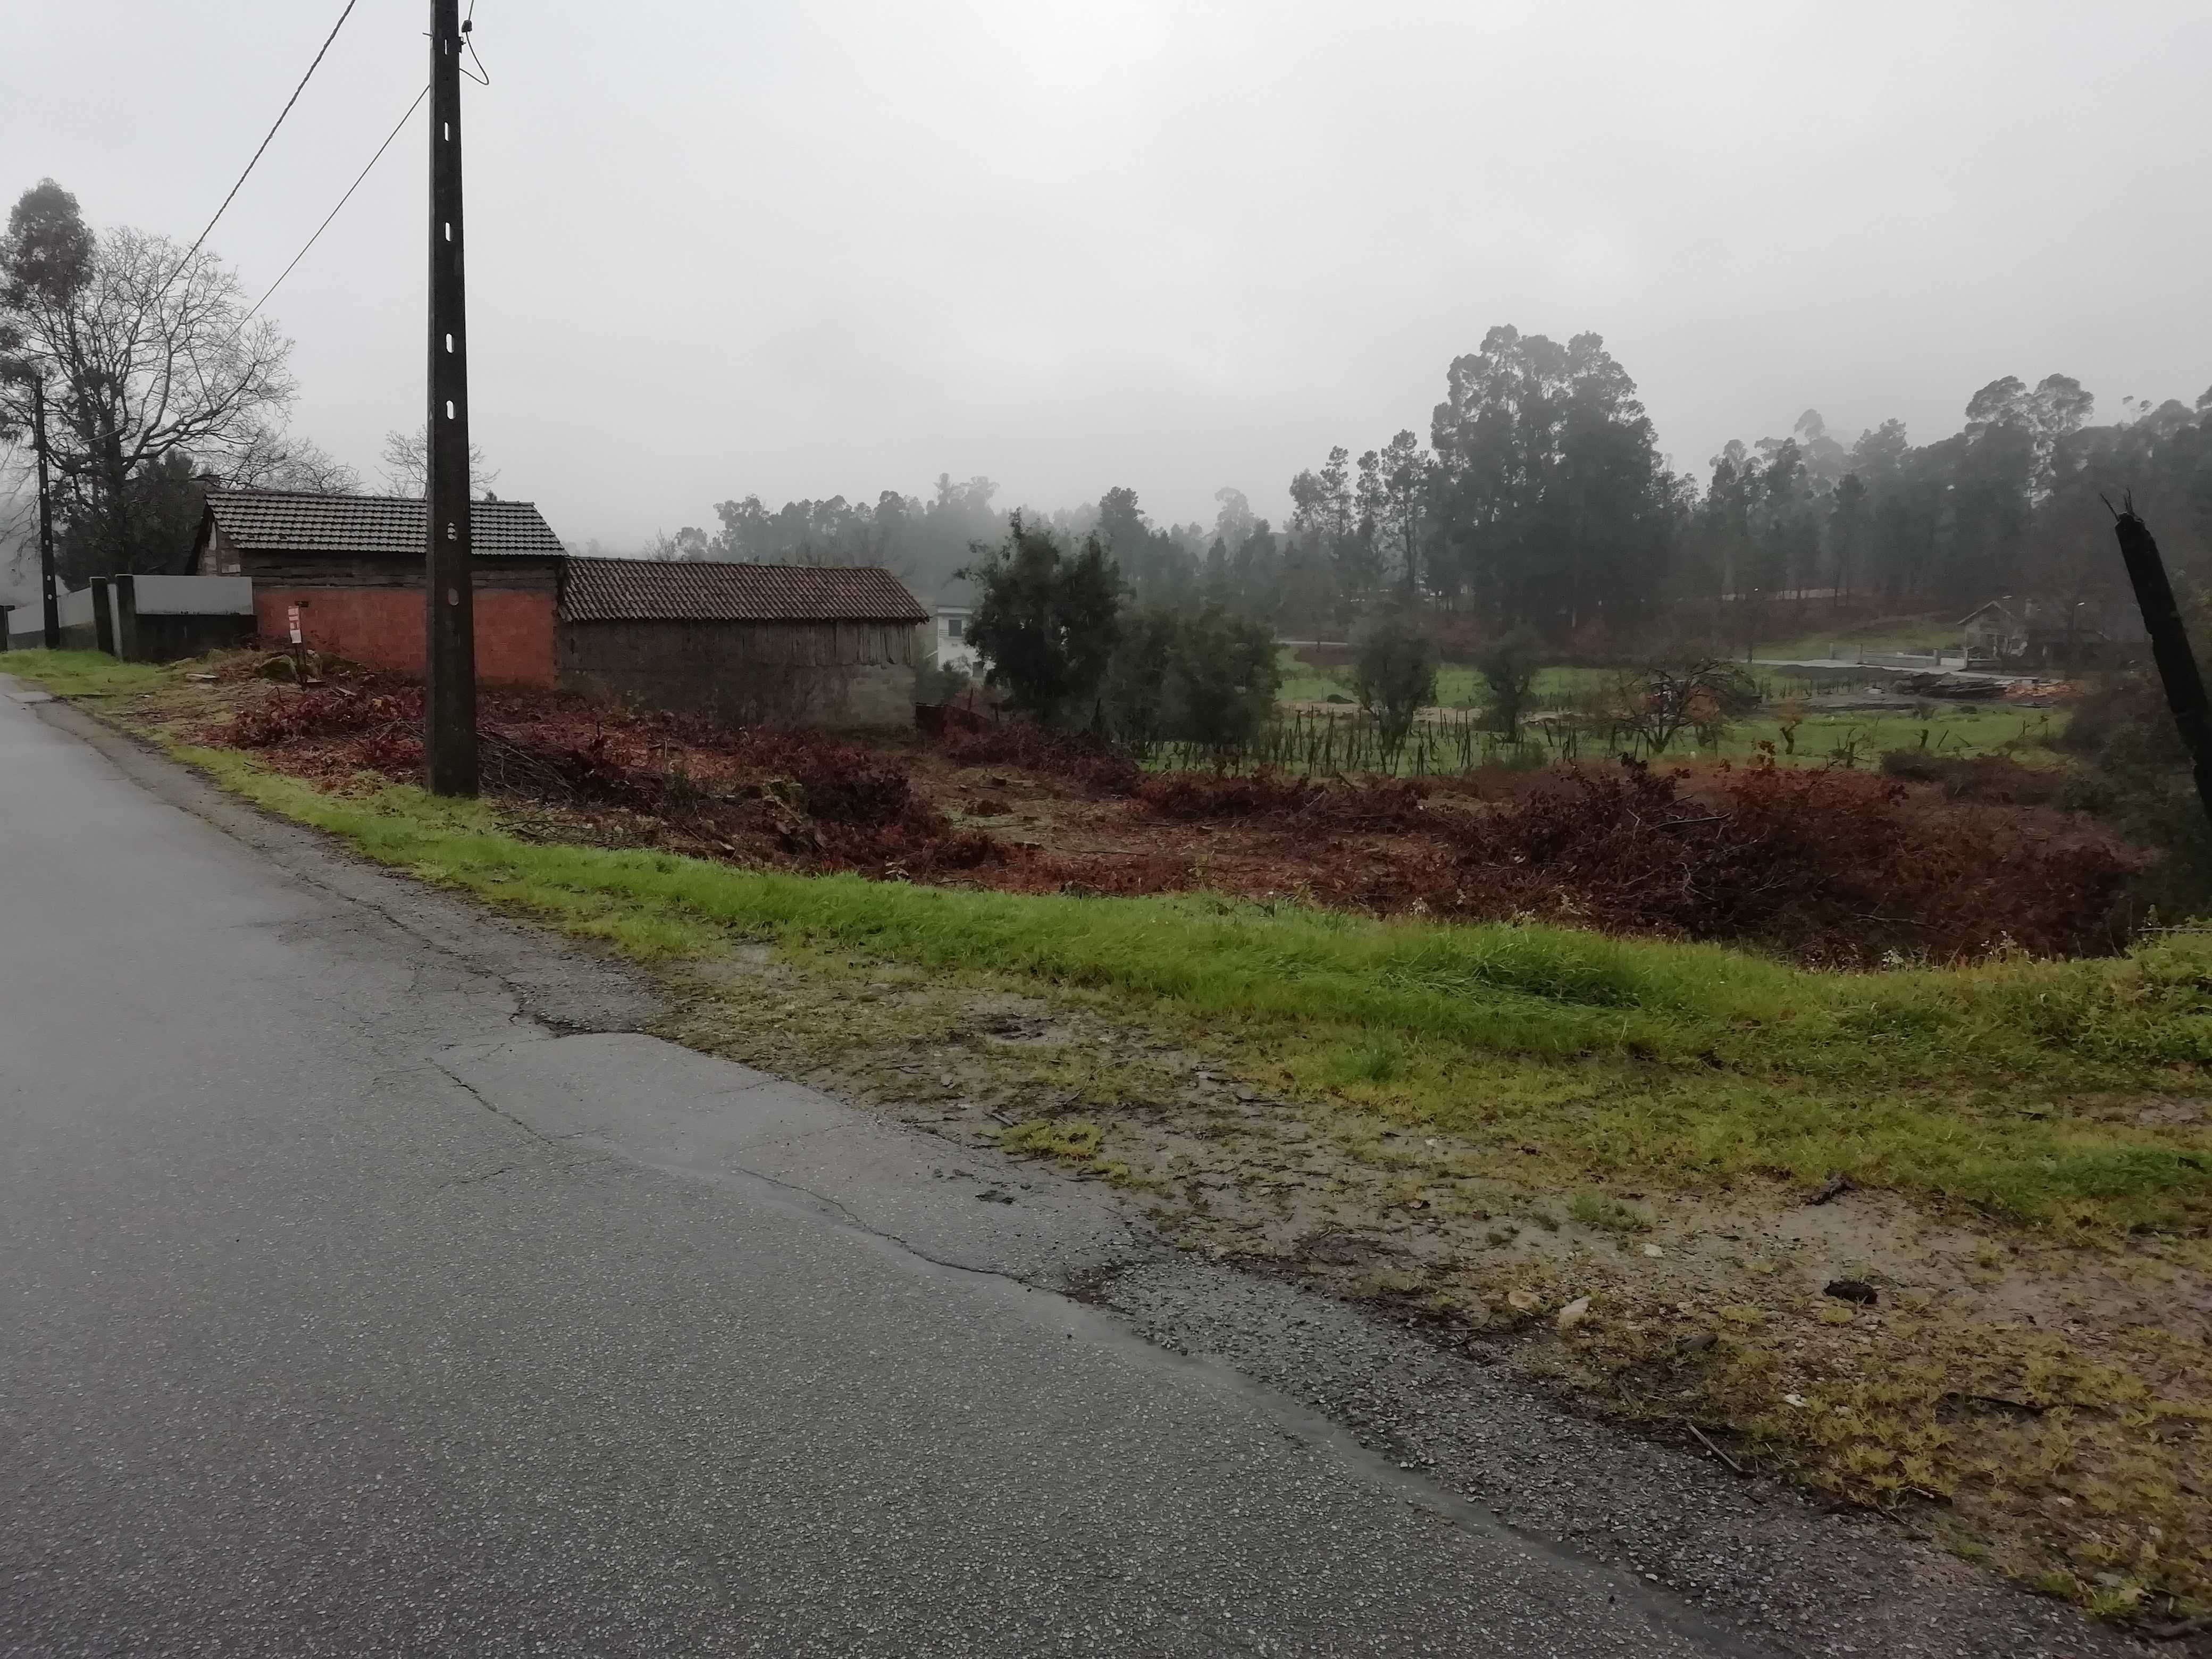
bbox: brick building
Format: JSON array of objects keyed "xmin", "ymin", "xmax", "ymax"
[
  {"xmin": 190, "ymin": 491, "xmax": 929, "ymax": 727},
  {"xmin": 192, "ymin": 490, "xmax": 566, "ymax": 686}
]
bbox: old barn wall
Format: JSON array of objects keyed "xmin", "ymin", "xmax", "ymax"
[
  {"xmin": 243, "ymin": 555, "xmax": 559, "ymax": 687},
  {"xmin": 558, "ymin": 619, "xmax": 924, "ymax": 729}
]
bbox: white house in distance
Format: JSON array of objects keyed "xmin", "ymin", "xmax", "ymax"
[{"xmin": 935, "ymin": 605, "xmax": 983, "ymax": 676}]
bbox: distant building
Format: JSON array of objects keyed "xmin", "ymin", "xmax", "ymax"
[
  {"xmin": 1958, "ymin": 597, "xmax": 2145, "ymax": 669},
  {"xmin": 1957, "ymin": 600, "xmax": 2026, "ymax": 664},
  {"xmin": 935, "ymin": 605, "xmax": 983, "ymax": 676}
]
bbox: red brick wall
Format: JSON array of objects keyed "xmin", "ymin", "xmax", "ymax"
[{"xmin": 255, "ymin": 588, "xmax": 555, "ymax": 688}]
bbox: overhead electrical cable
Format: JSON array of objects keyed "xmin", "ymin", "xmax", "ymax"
[
  {"xmin": 236, "ymin": 85, "xmax": 429, "ymax": 333},
  {"xmin": 160, "ymin": 0, "xmax": 362, "ymax": 300}
]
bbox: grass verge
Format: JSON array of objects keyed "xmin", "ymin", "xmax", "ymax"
[
  {"xmin": 169, "ymin": 743, "xmax": 2212, "ymax": 1232},
  {"xmin": 0, "ymin": 648, "xmax": 172, "ymax": 699}
]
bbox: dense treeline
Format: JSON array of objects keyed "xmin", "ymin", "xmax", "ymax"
[
  {"xmin": 653, "ymin": 479, "xmax": 1219, "ymax": 611},
  {"xmin": 700, "ymin": 324, "xmax": 2212, "ymax": 650},
  {"xmin": 1679, "ymin": 381, "xmax": 2212, "ymax": 626},
  {"xmin": 1276, "ymin": 327, "xmax": 2212, "ymax": 647}
]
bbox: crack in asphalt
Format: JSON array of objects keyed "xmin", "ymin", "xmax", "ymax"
[{"xmin": 418, "ymin": 1052, "xmax": 1775, "ymax": 1658}]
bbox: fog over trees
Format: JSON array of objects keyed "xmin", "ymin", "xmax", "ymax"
[
  {"xmin": 7, "ymin": 176, "xmax": 2208, "ymax": 646},
  {"xmin": 681, "ymin": 324, "xmax": 2212, "ymax": 655}
]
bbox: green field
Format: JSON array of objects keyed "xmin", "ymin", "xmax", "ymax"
[
  {"xmin": 1728, "ymin": 705, "xmax": 2059, "ymax": 766},
  {"xmin": 1273, "ymin": 647, "xmax": 2061, "ymax": 769},
  {"xmin": 1277, "ymin": 651, "xmax": 1612, "ymax": 708},
  {"xmin": 1749, "ymin": 611, "xmax": 1963, "ymax": 664}
]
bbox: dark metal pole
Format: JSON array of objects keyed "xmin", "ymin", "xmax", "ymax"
[
  {"xmin": 2112, "ymin": 499, "xmax": 2212, "ymax": 831},
  {"xmin": 31, "ymin": 378, "xmax": 60, "ymax": 649},
  {"xmin": 425, "ymin": 0, "xmax": 478, "ymax": 795}
]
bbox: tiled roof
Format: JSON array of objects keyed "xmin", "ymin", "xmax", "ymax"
[
  {"xmin": 559, "ymin": 557, "xmax": 929, "ymax": 625},
  {"xmin": 204, "ymin": 489, "xmax": 566, "ymax": 560}
]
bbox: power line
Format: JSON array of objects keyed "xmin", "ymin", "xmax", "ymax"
[
  {"xmin": 162, "ymin": 0, "xmax": 362, "ymax": 299},
  {"xmin": 461, "ymin": 3, "xmax": 491, "ymax": 86},
  {"xmin": 236, "ymin": 85, "xmax": 429, "ymax": 334}
]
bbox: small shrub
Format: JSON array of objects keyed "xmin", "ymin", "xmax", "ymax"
[
  {"xmin": 1352, "ymin": 611, "xmax": 1440, "ymax": 763},
  {"xmin": 1473, "ymin": 627, "xmax": 1545, "ymax": 741},
  {"xmin": 918, "ymin": 661, "xmax": 973, "ymax": 706},
  {"xmin": 2058, "ymin": 677, "xmax": 2176, "ymax": 763},
  {"xmin": 1937, "ymin": 757, "xmax": 2067, "ymax": 807},
  {"xmin": 1101, "ymin": 605, "xmax": 1180, "ymax": 751},
  {"xmin": 1166, "ymin": 606, "xmax": 1281, "ymax": 758},
  {"xmin": 1615, "ymin": 659, "xmax": 1762, "ymax": 753}
]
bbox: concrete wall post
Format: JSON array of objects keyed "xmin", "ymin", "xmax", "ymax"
[
  {"xmin": 112, "ymin": 575, "xmax": 140, "ymax": 662},
  {"xmin": 89, "ymin": 578, "xmax": 115, "ymax": 656}
]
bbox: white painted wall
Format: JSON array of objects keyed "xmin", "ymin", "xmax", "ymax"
[
  {"xmin": 935, "ymin": 607, "xmax": 982, "ymax": 675},
  {"xmin": 128, "ymin": 575, "xmax": 254, "ymax": 616}
]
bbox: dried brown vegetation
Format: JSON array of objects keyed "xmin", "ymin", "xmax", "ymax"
[{"xmin": 216, "ymin": 668, "xmax": 2146, "ymax": 968}]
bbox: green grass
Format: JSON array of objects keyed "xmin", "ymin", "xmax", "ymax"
[
  {"xmin": 1276, "ymin": 646, "xmax": 1347, "ymax": 702},
  {"xmin": 1277, "ymin": 651, "xmax": 1633, "ymax": 711},
  {"xmin": 0, "ymin": 648, "xmax": 172, "ymax": 699},
  {"xmin": 178, "ymin": 751, "xmax": 2208, "ymax": 1073},
  {"xmin": 1699, "ymin": 707, "xmax": 2064, "ymax": 767},
  {"xmin": 169, "ymin": 748, "xmax": 2212, "ymax": 1228},
  {"xmin": 1753, "ymin": 610, "xmax": 1962, "ymax": 663}
]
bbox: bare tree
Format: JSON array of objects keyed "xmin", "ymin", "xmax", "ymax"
[
  {"xmin": 1614, "ymin": 659, "xmax": 1762, "ymax": 754},
  {"xmin": 379, "ymin": 423, "xmax": 497, "ymax": 499},
  {"xmin": 0, "ymin": 441, "xmax": 35, "ymax": 605},
  {"xmin": 1, "ymin": 183, "xmax": 299, "ymax": 571},
  {"xmin": 645, "ymin": 526, "xmax": 711, "ymax": 561},
  {"xmin": 246, "ymin": 435, "xmax": 362, "ymax": 494}
]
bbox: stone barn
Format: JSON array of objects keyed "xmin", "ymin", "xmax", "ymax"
[
  {"xmin": 192, "ymin": 489, "xmax": 567, "ymax": 686},
  {"xmin": 555, "ymin": 557, "xmax": 929, "ymax": 730}
]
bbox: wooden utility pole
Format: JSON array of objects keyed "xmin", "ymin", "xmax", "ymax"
[
  {"xmin": 2112, "ymin": 498, "xmax": 2212, "ymax": 831},
  {"xmin": 30, "ymin": 378, "xmax": 60, "ymax": 649},
  {"xmin": 424, "ymin": 0, "xmax": 478, "ymax": 795}
]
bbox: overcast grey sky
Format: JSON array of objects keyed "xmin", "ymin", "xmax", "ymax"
[{"xmin": 9, "ymin": 1, "xmax": 2210, "ymax": 548}]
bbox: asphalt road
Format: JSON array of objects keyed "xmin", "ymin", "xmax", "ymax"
[{"xmin": 0, "ymin": 682, "xmax": 1779, "ymax": 1656}]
